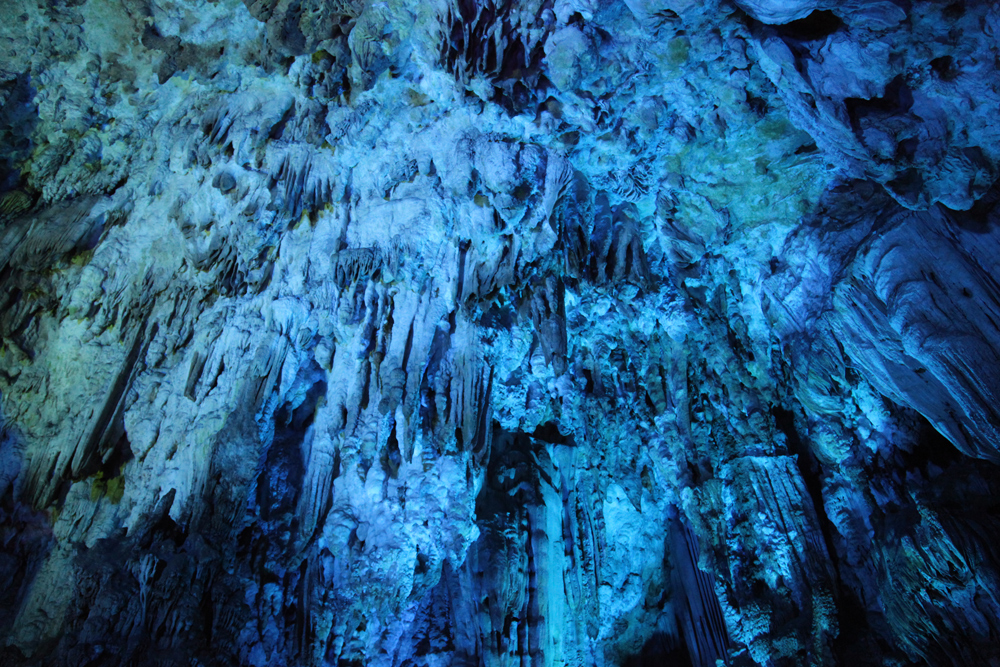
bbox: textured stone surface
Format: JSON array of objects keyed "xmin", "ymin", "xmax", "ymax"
[{"xmin": 1, "ymin": 1, "xmax": 1000, "ymax": 666}]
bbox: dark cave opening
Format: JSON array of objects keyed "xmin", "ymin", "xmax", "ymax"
[
  {"xmin": 900, "ymin": 416, "xmax": 964, "ymax": 474},
  {"xmin": 774, "ymin": 10, "xmax": 843, "ymax": 43},
  {"xmin": 531, "ymin": 419, "xmax": 572, "ymax": 445},
  {"xmin": 844, "ymin": 75, "xmax": 915, "ymax": 133},
  {"xmin": 930, "ymin": 55, "xmax": 958, "ymax": 82},
  {"xmin": 622, "ymin": 631, "xmax": 693, "ymax": 667},
  {"xmin": 259, "ymin": 370, "xmax": 326, "ymax": 521}
]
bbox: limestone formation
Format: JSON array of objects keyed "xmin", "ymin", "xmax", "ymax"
[{"xmin": 2, "ymin": 1, "xmax": 1000, "ymax": 666}]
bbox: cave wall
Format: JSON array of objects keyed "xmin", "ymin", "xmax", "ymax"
[{"xmin": 2, "ymin": 0, "xmax": 1000, "ymax": 665}]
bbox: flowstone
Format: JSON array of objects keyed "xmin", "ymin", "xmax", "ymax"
[{"xmin": 2, "ymin": 1, "xmax": 1000, "ymax": 666}]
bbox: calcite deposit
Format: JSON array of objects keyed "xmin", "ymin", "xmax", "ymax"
[{"xmin": 1, "ymin": 0, "xmax": 1000, "ymax": 665}]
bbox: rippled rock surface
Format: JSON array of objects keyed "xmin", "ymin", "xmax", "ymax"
[{"xmin": 2, "ymin": 1, "xmax": 1000, "ymax": 665}]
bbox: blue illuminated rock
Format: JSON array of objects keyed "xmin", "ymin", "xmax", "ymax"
[{"xmin": 1, "ymin": 1, "xmax": 1000, "ymax": 666}]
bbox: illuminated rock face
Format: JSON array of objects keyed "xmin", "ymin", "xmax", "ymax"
[{"xmin": 1, "ymin": 1, "xmax": 1000, "ymax": 665}]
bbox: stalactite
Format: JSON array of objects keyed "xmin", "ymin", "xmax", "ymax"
[{"xmin": 3, "ymin": 1, "xmax": 1000, "ymax": 666}]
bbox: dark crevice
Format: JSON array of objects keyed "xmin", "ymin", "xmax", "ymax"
[
  {"xmin": 772, "ymin": 407, "xmax": 837, "ymax": 561},
  {"xmin": 774, "ymin": 10, "xmax": 843, "ymax": 42},
  {"xmin": 844, "ymin": 75, "xmax": 914, "ymax": 133},
  {"xmin": 930, "ymin": 55, "xmax": 958, "ymax": 82}
]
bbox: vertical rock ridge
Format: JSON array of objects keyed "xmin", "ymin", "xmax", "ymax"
[{"xmin": 2, "ymin": 0, "xmax": 1000, "ymax": 665}]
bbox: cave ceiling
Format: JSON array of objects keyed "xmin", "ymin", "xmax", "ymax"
[{"xmin": 2, "ymin": 0, "xmax": 1000, "ymax": 666}]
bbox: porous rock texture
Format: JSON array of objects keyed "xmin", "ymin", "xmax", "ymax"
[{"xmin": 2, "ymin": 0, "xmax": 1000, "ymax": 666}]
